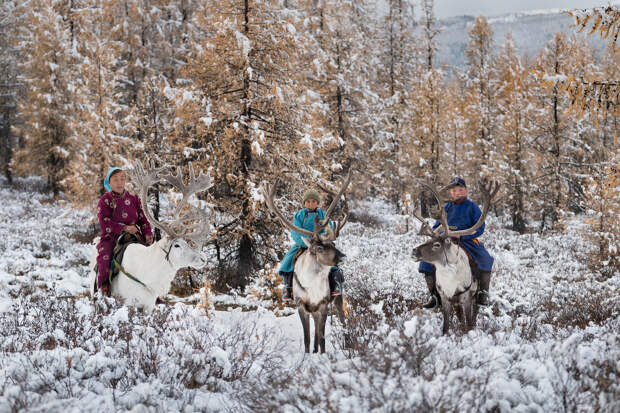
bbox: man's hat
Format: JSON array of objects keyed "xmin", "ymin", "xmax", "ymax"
[{"xmin": 447, "ymin": 176, "xmax": 466, "ymax": 188}]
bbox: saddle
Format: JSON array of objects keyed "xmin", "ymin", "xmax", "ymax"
[
  {"xmin": 293, "ymin": 247, "xmax": 307, "ymax": 264},
  {"xmin": 93, "ymin": 232, "xmax": 142, "ymax": 290}
]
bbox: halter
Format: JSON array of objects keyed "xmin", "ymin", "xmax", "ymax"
[
  {"xmin": 442, "ymin": 238, "xmax": 474, "ymax": 296},
  {"xmin": 160, "ymin": 237, "xmax": 180, "ymax": 264}
]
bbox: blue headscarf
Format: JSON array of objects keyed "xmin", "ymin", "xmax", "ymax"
[{"xmin": 104, "ymin": 167, "xmax": 123, "ymax": 192}]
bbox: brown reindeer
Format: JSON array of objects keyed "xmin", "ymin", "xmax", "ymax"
[
  {"xmin": 262, "ymin": 171, "xmax": 351, "ymax": 353},
  {"xmin": 412, "ymin": 180, "xmax": 500, "ymax": 334}
]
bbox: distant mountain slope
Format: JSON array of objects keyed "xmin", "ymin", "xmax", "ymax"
[{"xmin": 434, "ymin": 8, "xmax": 611, "ymax": 68}]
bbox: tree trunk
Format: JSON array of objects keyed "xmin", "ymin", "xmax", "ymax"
[{"xmin": 233, "ymin": 0, "xmax": 255, "ymax": 290}]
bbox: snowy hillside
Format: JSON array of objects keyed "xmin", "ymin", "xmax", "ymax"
[
  {"xmin": 0, "ymin": 178, "xmax": 618, "ymax": 412},
  {"xmin": 435, "ymin": 8, "xmax": 611, "ymax": 67}
]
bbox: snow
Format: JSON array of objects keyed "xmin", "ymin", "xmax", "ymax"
[
  {"xmin": 199, "ymin": 116, "xmax": 213, "ymax": 127},
  {"xmin": 235, "ymin": 31, "xmax": 251, "ymax": 58},
  {"xmin": 0, "ymin": 178, "xmax": 618, "ymax": 411}
]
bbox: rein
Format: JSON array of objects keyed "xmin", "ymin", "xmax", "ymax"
[
  {"xmin": 112, "ymin": 258, "xmax": 155, "ymax": 295},
  {"xmin": 293, "ymin": 272, "xmax": 308, "ymax": 293},
  {"xmin": 453, "ymin": 278, "xmax": 473, "ymax": 297}
]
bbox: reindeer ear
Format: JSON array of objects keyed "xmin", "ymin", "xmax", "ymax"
[{"xmin": 302, "ymin": 237, "xmax": 312, "ymax": 248}]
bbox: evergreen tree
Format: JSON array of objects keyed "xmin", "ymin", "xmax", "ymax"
[
  {"xmin": 11, "ymin": 0, "xmax": 80, "ymax": 196},
  {"xmin": 0, "ymin": 0, "xmax": 21, "ymax": 184},
  {"xmin": 464, "ymin": 16, "xmax": 496, "ymax": 179},
  {"xmin": 372, "ymin": 0, "xmax": 416, "ymax": 205},
  {"xmin": 584, "ymin": 151, "xmax": 619, "ymax": 276},
  {"xmin": 494, "ymin": 33, "xmax": 536, "ymax": 232},
  {"xmin": 170, "ymin": 0, "xmax": 317, "ymax": 289},
  {"xmin": 532, "ymin": 34, "xmax": 601, "ymax": 229}
]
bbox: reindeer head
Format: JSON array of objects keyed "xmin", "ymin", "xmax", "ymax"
[
  {"xmin": 163, "ymin": 238, "xmax": 207, "ymax": 270},
  {"xmin": 412, "ymin": 236, "xmax": 460, "ymax": 264},
  {"xmin": 262, "ymin": 171, "xmax": 352, "ymax": 268},
  {"xmin": 129, "ymin": 160, "xmax": 214, "ymax": 270},
  {"xmin": 411, "ymin": 179, "xmax": 500, "ymax": 265},
  {"xmin": 300, "ymin": 216, "xmax": 347, "ymax": 267}
]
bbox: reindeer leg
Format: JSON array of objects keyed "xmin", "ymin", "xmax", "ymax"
[
  {"xmin": 441, "ymin": 296, "xmax": 452, "ymax": 335},
  {"xmin": 312, "ymin": 311, "xmax": 322, "ymax": 353},
  {"xmin": 455, "ymin": 303, "xmax": 465, "ymax": 325},
  {"xmin": 318, "ymin": 304, "xmax": 328, "ymax": 354},
  {"xmin": 472, "ymin": 281, "xmax": 479, "ymax": 329},
  {"xmin": 298, "ymin": 307, "xmax": 311, "ymax": 353},
  {"xmin": 462, "ymin": 294, "xmax": 473, "ymax": 332}
]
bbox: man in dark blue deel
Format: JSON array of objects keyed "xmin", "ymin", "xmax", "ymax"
[{"xmin": 419, "ymin": 176, "xmax": 494, "ymax": 309}]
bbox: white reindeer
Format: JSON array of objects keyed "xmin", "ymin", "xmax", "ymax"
[
  {"xmin": 262, "ymin": 171, "xmax": 351, "ymax": 353},
  {"xmin": 411, "ymin": 180, "xmax": 499, "ymax": 334},
  {"xmin": 88, "ymin": 160, "xmax": 213, "ymax": 311}
]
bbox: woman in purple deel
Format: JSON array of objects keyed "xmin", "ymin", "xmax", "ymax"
[{"xmin": 95, "ymin": 167, "xmax": 153, "ymax": 296}]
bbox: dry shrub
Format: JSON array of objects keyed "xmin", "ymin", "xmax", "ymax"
[
  {"xmin": 348, "ymin": 210, "xmax": 383, "ymax": 228},
  {"xmin": 169, "ymin": 267, "xmax": 203, "ymax": 297},
  {"xmin": 0, "ymin": 289, "xmax": 290, "ymax": 411},
  {"xmin": 537, "ymin": 287, "xmax": 617, "ymax": 329},
  {"xmin": 197, "ymin": 278, "xmax": 213, "ymax": 317}
]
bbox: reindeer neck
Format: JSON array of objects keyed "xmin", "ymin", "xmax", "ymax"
[
  {"xmin": 294, "ymin": 252, "xmax": 331, "ymax": 305},
  {"xmin": 434, "ymin": 247, "xmax": 472, "ymax": 298}
]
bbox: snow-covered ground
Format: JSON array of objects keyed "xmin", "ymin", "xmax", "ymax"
[{"xmin": 0, "ymin": 178, "xmax": 618, "ymax": 412}]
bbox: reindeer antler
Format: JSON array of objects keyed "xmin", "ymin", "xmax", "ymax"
[
  {"xmin": 412, "ymin": 178, "xmax": 501, "ymax": 239},
  {"xmin": 129, "ymin": 160, "xmax": 178, "ymax": 238},
  {"xmin": 317, "ymin": 172, "xmax": 352, "ymax": 241},
  {"xmin": 129, "ymin": 160, "xmax": 215, "ymax": 244},
  {"xmin": 262, "ymin": 179, "xmax": 316, "ymax": 239},
  {"xmin": 263, "ymin": 169, "xmax": 354, "ymax": 242},
  {"xmin": 319, "ymin": 169, "xmax": 353, "ymax": 229},
  {"xmin": 178, "ymin": 204, "xmax": 216, "ymax": 245},
  {"xmin": 444, "ymin": 179, "xmax": 500, "ymax": 238},
  {"xmin": 160, "ymin": 163, "xmax": 213, "ymax": 220},
  {"xmin": 417, "ymin": 180, "xmax": 450, "ymax": 237},
  {"xmin": 411, "ymin": 201, "xmax": 438, "ymax": 237}
]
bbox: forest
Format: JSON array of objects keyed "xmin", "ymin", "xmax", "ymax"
[
  {"xmin": 0, "ymin": 1, "xmax": 619, "ymax": 411},
  {"xmin": 1, "ymin": 1, "xmax": 618, "ymax": 287}
]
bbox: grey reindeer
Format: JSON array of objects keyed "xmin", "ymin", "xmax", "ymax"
[
  {"xmin": 262, "ymin": 171, "xmax": 351, "ymax": 353},
  {"xmin": 412, "ymin": 180, "xmax": 499, "ymax": 334}
]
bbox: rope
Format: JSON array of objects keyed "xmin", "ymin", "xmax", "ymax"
[{"xmin": 112, "ymin": 258, "xmax": 155, "ymax": 295}]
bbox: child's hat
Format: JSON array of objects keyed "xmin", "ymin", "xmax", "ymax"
[
  {"xmin": 303, "ymin": 189, "xmax": 320, "ymax": 203},
  {"xmin": 447, "ymin": 176, "xmax": 466, "ymax": 188},
  {"xmin": 104, "ymin": 167, "xmax": 123, "ymax": 192}
]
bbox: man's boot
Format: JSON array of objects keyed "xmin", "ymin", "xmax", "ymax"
[
  {"xmin": 477, "ymin": 271, "xmax": 491, "ymax": 306},
  {"xmin": 329, "ymin": 268, "xmax": 344, "ymax": 296},
  {"xmin": 423, "ymin": 272, "xmax": 441, "ymax": 310},
  {"xmin": 281, "ymin": 272, "xmax": 293, "ymax": 302}
]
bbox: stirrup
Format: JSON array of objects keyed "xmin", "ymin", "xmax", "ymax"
[{"xmin": 423, "ymin": 294, "xmax": 439, "ymax": 310}]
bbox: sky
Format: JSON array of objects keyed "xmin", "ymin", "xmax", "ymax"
[{"xmin": 434, "ymin": 0, "xmax": 616, "ymax": 19}]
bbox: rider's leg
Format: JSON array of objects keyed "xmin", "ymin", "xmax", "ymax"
[
  {"xmin": 422, "ymin": 271, "xmax": 441, "ymax": 309},
  {"xmin": 328, "ymin": 267, "xmax": 344, "ymax": 296},
  {"xmin": 279, "ymin": 271, "xmax": 294, "ymax": 301},
  {"xmin": 96, "ymin": 239, "xmax": 114, "ymax": 295},
  {"xmin": 477, "ymin": 271, "xmax": 491, "ymax": 306}
]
